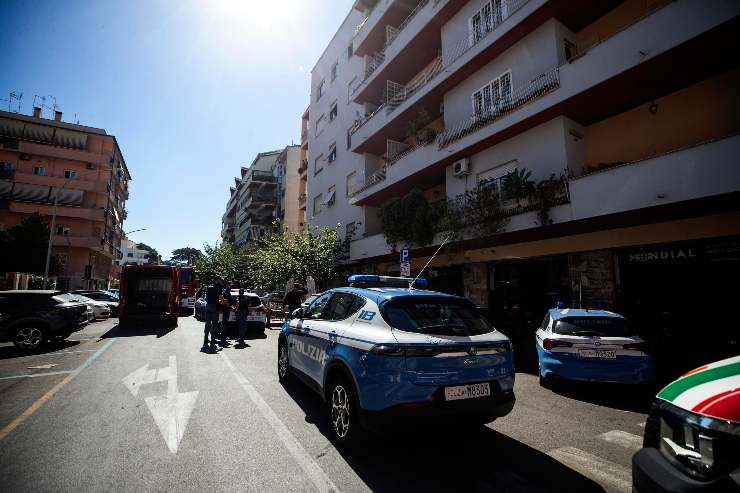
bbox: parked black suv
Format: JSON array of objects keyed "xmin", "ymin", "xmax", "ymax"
[{"xmin": 0, "ymin": 291, "xmax": 88, "ymax": 350}]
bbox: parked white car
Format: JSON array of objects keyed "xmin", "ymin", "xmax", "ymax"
[{"xmin": 59, "ymin": 293, "xmax": 111, "ymax": 321}]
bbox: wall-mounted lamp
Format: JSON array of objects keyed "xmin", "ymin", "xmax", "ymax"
[{"xmin": 649, "ymin": 103, "xmax": 659, "ymax": 115}]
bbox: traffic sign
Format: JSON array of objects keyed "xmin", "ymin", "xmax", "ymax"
[
  {"xmin": 400, "ymin": 262, "xmax": 411, "ymax": 277},
  {"xmin": 400, "ymin": 248, "xmax": 410, "ymax": 263}
]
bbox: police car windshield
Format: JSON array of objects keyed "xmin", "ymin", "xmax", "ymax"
[
  {"xmin": 554, "ymin": 317, "xmax": 633, "ymax": 337},
  {"xmin": 383, "ymin": 298, "xmax": 493, "ymax": 336}
]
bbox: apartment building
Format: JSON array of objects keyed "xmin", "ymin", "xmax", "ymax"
[
  {"xmin": 222, "ymin": 150, "xmax": 281, "ymax": 250},
  {"xmin": 275, "ymin": 145, "xmax": 303, "ymax": 233},
  {"xmin": 115, "ymin": 237, "xmax": 150, "ymax": 266},
  {"xmin": 0, "ymin": 107, "xmax": 131, "ymax": 290},
  {"xmin": 307, "ymin": 0, "xmax": 740, "ymax": 369},
  {"xmin": 298, "ymin": 107, "xmax": 310, "ymax": 229}
]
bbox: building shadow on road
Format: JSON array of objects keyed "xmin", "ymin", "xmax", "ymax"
[
  {"xmin": 544, "ymin": 380, "xmax": 654, "ymax": 413},
  {"xmin": 0, "ymin": 339, "xmax": 81, "ymax": 361},
  {"xmin": 280, "ymin": 379, "xmax": 605, "ymax": 493},
  {"xmin": 99, "ymin": 323, "xmax": 175, "ymax": 339}
]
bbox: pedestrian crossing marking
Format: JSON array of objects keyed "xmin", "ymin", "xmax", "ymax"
[
  {"xmin": 548, "ymin": 446, "xmax": 631, "ymax": 493},
  {"xmin": 597, "ymin": 430, "xmax": 643, "ymax": 452}
]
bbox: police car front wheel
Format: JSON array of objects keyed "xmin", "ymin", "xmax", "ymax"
[{"xmin": 277, "ymin": 342, "xmax": 291, "ymax": 383}]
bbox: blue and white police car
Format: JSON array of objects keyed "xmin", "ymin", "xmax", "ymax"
[
  {"xmin": 277, "ymin": 275, "xmax": 516, "ymax": 445},
  {"xmin": 535, "ymin": 307, "xmax": 655, "ymax": 387}
]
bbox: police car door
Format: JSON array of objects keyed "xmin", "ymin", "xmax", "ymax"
[
  {"xmin": 289, "ymin": 292, "xmax": 332, "ymax": 376},
  {"xmin": 300, "ymin": 292, "xmax": 360, "ymax": 385}
]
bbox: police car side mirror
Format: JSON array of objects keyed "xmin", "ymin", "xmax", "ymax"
[{"xmin": 291, "ymin": 308, "xmax": 304, "ymax": 319}]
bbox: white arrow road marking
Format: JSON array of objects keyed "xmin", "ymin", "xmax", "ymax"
[
  {"xmin": 122, "ymin": 356, "xmax": 198, "ymax": 454},
  {"xmin": 27, "ymin": 364, "xmax": 58, "ymax": 369}
]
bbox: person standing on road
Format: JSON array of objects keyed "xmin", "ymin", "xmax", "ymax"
[
  {"xmin": 203, "ymin": 277, "xmax": 223, "ymax": 349},
  {"xmin": 219, "ymin": 281, "xmax": 234, "ymax": 345},
  {"xmin": 282, "ymin": 283, "xmax": 304, "ymax": 317},
  {"xmin": 235, "ymin": 288, "xmax": 250, "ymax": 346}
]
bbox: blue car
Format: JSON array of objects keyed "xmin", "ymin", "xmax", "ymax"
[
  {"xmin": 278, "ymin": 275, "xmax": 516, "ymax": 445},
  {"xmin": 535, "ymin": 308, "xmax": 654, "ymax": 386}
]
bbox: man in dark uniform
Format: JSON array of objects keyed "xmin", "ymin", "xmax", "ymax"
[
  {"xmin": 203, "ymin": 277, "xmax": 223, "ymax": 349},
  {"xmin": 219, "ymin": 280, "xmax": 234, "ymax": 345},
  {"xmin": 282, "ymin": 283, "xmax": 304, "ymax": 317}
]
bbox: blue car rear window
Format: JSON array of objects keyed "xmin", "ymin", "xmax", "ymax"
[
  {"xmin": 383, "ymin": 297, "xmax": 493, "ymax": 336},
  {"xmin": 554, "ymin": 317, "xmax": 634, "ymax": 337}
]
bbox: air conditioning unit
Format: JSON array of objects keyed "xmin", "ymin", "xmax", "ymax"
[
  {"xmin": 19, "ymin": 153, "xmax": 31, "ymax": 161},
  {"xmin": 452, "ymin": 158, "xmax": 470, "ymax": 177},
  {"xmin": 86, "ymin": 163, "xmax": 95, "ymax": 170}
]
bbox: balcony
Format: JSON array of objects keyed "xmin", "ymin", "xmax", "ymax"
[
  {"xmin": 298, "ymin": 159, "xmax": 308, "ymax": 175},
  {"xmin": 298, "ymin": 193, "xmax": 307, "ymax": 210},
  {"xmin": 351, "ymin": 0, "xmax": 740, "ymax": 205},
  {"xmin": 51, "ymin": 234, "xmax": 105, "ymax": 250},
  {"xmin": 247, "ymin": 170, "xmax": 277, "ymax": 187}
]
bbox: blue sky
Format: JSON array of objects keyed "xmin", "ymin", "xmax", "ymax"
[{"xmin": 0, "ymin": 0, "xmax": 352, "ymax": 259}]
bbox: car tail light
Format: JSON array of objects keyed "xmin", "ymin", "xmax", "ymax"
[
  {"xmin": 404, "ymin": 346, "xmax": 445, "ymax": 357},
  {"xmin": 369, "ymin": 344, "xmax": 405, "ymax": 356},
  {"xmin": 623, "ymin": 342, "xmax": 649, "ymax": 353},
  {"xmin": 543, "ymin": 339, "xmax": 572, "ymax": 351}
]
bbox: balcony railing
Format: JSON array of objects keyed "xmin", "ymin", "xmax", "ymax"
[
  {"xmin": 438, "ymin": 67, "xmax": 560, "ymax": 148},
  {"xmin": 350, "ymin": 167, "xmax": 387, "ymax": 196},
  {"xmin": 350, "ymin": 0, "xmax": 531, "ymax": 134},
  {"xmin": 298, "ymin": 159, "xmax": 308, "ymax": 174}
]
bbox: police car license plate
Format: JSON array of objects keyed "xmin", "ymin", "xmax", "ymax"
[
  {"xmin": 445, "ymin": 382, "xmax": 491, "ymax": 401},
  {"xmin": 579, "ymin": 349, "xmax": 616, "ymax": 359}
]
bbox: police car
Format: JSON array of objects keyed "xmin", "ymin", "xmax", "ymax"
[
  {"xmin": 536, "ymin": 307, "xmax": 654, "ymax": 386},
  {"xmin": 277, "ymin": 275, "xmax": 516, "ymax": 445}
]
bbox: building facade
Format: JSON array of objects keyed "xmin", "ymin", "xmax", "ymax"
[
  {"xmin": 306, "ymin": 0, "xmax": 740, "ymax": 375},
  {"xmin": 298, "ymin": 107, "xmax": 310, "ymax": 229},
  {"xmin": 222, "ymin": 150, "xmax": 281, "ymax": 251},
  {"xmin": 275, "ymin": 145, "xmax": 303, "ymax": 233},
  {"xmin": 115, "ymin": 237, "xmax": 150, "ymax": 266},
  {"xmin": 0, "ymin": 107, "xmax": 131, "ymax": 290}
]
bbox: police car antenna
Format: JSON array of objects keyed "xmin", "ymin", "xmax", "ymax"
[{"xmin": 409, "ymin": 235, "xmax": 451, "ymax": 290}]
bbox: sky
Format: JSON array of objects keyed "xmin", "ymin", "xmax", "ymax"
[{"xmin": 0, "ymin": 0, "xmax": 352, "ymax": 259}]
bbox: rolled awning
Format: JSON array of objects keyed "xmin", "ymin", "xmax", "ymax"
[
  {"xmin": 49, "ymin": 187, "xmax": 84, "ymax": 206},
  {"xmin": 12, "ymin": 182, "xmax": 50, "ymax": 202},
  {"xmin": 0, "ymin": 181, "xmax": 12, "ymax": 198}
]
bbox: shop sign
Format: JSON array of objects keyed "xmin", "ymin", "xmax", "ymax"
[{"xmin": 628, "ymin": 247, "xmax": 697, "ymax": 263}]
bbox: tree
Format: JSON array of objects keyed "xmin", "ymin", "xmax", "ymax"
[
  {"xmin": 193, "ymin": 242, "xmax": 248, "ymax": 286},
  {"xmin": 0, "ymin": 213, "xmax": 60, "ymax": 275},
  {"xmin": 168, "ymin": 247, "xmax": 204, "ymax": 266},
  {"xmin": 136, "ymin": 242, "xmax": 161, "ymax": 264},
  {"xmin": 248, "ymin": 225, "xmax": 343, "ymax": 291}
]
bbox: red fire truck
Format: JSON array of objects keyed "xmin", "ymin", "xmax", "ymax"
[
  {"xmin": 178, "ymin": 266, "xmax": 200, "ymax": 314},
  {"xmin": 119, "ymin": 265, "xmax": 180, "ymax": 326}
]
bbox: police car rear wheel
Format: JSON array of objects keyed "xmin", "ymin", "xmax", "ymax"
[
  {"xmin": 277, "ymin": 342, "xmax": 291, "ymax": 383},
  {"xmin": 328, "ymin": 376, "xmax": 363, "ymax": 446}
]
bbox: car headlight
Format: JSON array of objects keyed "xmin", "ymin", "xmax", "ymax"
[{"xmin": 649, "ymin": 399, "xmax": 740, "ymax": 480}]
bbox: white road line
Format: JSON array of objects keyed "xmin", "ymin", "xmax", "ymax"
[
  {"xmin": 220, "ymin": 352, "xmax": 339, "ymax": 493},
  {"xmin": 598, "ymin": 430, "xmax": 643, "ymax": 452},
  {"xmin": 548, "ymin": 446, "xmax": 631, "ymax": 493},
  {"xmin": 0, "ymin": 370, "xmax": 75, "ymax": 381}
]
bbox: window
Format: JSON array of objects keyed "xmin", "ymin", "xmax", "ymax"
[
  {"xmin": 347, "ymin": 42, "xmax": 353, "ymax": 60},
  {"xmin": 346, "ymin": 171, "xmax": 356, "ymax": 197},
  {"xmin": 326, "ymin": 185, "xmax": 336, "ymax": 207},
  {"xmin": 471, "ymin": 70, "xmax": 512, "ymax": 117},
  {"xmin": 325, "ymin": 293, "xmax": 365, "ymax": 321},
  {"xmin": 314, "ymin": 155, "xmax": 323, "ymax": 175},
  {"xmin": 553, "ymin": 317, "xmax": 634, "ymax": 337},
  {"xmin": 330, "ymin": 61, "xmax": 338, "ymax": 82},
  {"xmin": 55, "ymin": 225, "xmax": 70, "ymax": 235},
  {"xmin": 64, "ymin": 170, "xmax": 77, "ymax": 179},
  {"xmin": 564, "ymin": 39, "xmax": 578, "ymax": 62},
  {"xmin": 316, "ymin": 79, "xmax": 325, "ymax": 101},
  {"xmin": 384, "ymin": 298, "xmax": 494, "ymax": 336},
  {"xmin": 327, "ymin": 143, "xmax": 337, "ymax": 163},
  {"xmin": 304, "ymin": 292, "xmax": 332, "ymax": 319},
  {"xmin": 347, "ymin": 76, "xmax": 357, "ymax": 104},
  {"xmin": 315, "ymin": 114, "xmax": 325, "ymax": 136},
  {"xmin": 313, "ymin": 193, "xmax": 323, "ymax": 215},
  {"xmin": 346, "ymin": 221, "xmax": 357, "ymax": 239},
  {"xmin": 477, "ymin": 161, "xmax": 517, "ymax": 201},
  {"xmin": 33, "ymin": 166, "xmax": 45, "ymax": 175},
  {"xmin": 329, "ymin": 101, "xmax": 338, "ymax": 122},
  {"xmin": 2, "ymin": 162, "xmax": 12, "ymax": 170},
  {"xmin": 469, "ymin": 0, "xmax": 506, "ymax": 46},
  {"xmin": 127, "ymin": 252, "xmax": 134, "ymax": 258}
]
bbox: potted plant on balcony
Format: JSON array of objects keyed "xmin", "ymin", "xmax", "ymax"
[
  {"xmin": 503, "ymin": 168, "xmax": 535, "ymax": 207},
  {"xmin": 405, "ymin": 109, "xmax": 433, "ymax": 146}
]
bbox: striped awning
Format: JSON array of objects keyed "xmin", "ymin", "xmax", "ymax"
[
  {"xmin": 12, "ymin": 183, "xmax": 50, "ymax": 202},
  {"xmin": 23, "ymin": 123, "xmax": 54, "ymax": 143},
  {"xmin": 0, "ymin": 180, "xmax": 12, "ymax": 198},
  {"xmin": 49, "ymin": 187, "xmax": 84, "ymax": 206},
  {"xmin": 53, "ymin": 129, "xmax": 87, "ymax": 150}
]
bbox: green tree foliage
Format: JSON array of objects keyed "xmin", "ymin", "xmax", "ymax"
[
  {"xmin": 193, "ymin": 242, "xmax": 247, "ymax": 286},
  {"xmin": 0, "ymin": 213, "xmax": 60, "ymax": 275},
  {"xmin": 136, "ymin": 243, "xmax": 161, "ymax": 264},
  {"xmin": 378, "ymin": 189, "xmax": 436, "ymax": 249},
  {"xmin": 248, "ymin": 226, "xmax": 342, "ymax": 291},
  {"xmin": 168, "ymin": 247, "xmax": 204, "ymax": 266}
]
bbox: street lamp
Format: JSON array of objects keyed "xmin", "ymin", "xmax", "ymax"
[
  {"xmin": 42, "ymin": 166, "xmax": 117, "ymax": 289},
  {"xmin": 124, "ymin": 228, "xmax": 146, "ymax": 236}
]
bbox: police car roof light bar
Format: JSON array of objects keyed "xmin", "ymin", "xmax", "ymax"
[{"xmin": 409, "ymin": 235, "xmax": 451, "ymax": 290}]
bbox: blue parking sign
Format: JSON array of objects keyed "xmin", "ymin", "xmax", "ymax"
[{"xmin": 400, "ymin": 248, "xmax": 410, "ymax": 263}]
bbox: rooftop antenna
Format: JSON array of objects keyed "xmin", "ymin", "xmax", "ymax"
[
  {"xmin": 409, "ymin": 234, "xmax": 451, "ymax": 289},
  {"xmin": 32, "ymin": 94, "xmax": 59, "ymax": 118},
  {"xmin": 2, "ymin": 91, "xmax": 23, "ymax": 112}
]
